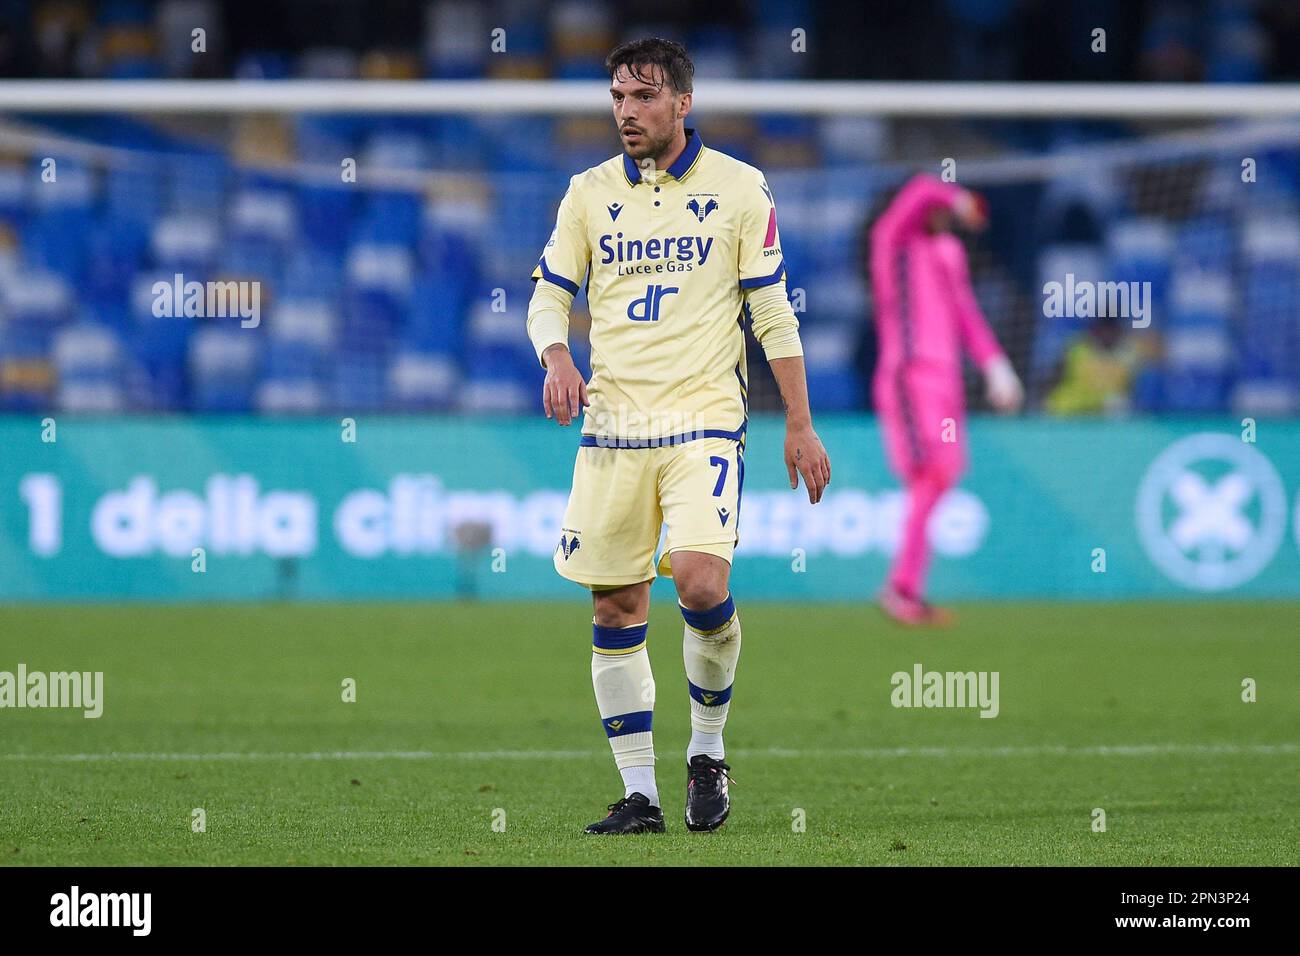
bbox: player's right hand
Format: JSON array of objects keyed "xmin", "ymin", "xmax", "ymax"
[
  {"xmin": 984, "ymin": 354, "xmax": 1024, "ymax": 414},
  {"xmin": 954, "ymin": 189, "xmax": 989, "ymax": 232},
  {"xmin": 541, "ymin": 345, "xmax": 589, "ymax": 426}
]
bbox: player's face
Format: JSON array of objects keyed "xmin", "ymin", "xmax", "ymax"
[{"xmin": 610, "ymin": 64, "xmax": 687, "ymax": 162}]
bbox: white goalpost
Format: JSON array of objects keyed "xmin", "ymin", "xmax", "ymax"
[{"xmin": 0, "ymin": 79, "xmax": 1295, "ymax": 116}]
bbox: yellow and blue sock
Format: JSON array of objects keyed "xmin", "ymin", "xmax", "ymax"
[
  {"xmin": 591, "ymin": 620, "xmax": 658, "ymax": 806},
  {"xmin": 681, "ymin": 593, "xmax": 741, "ymax": 761}
]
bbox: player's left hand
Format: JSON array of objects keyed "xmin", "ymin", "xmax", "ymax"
[{"xmin": 785, "ymin": 423, "xmax": 831, "ymax": 504}]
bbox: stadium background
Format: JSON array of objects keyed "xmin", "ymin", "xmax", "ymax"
[
  {"xmin": 1, "ymin": 0, "xmax": 1298, "ymax": 601},
  {"xmin": 0, "ymin": 0, "xmax": 1297, "ymax": 870}
]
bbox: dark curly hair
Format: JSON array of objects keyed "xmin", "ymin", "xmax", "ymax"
[{"xmin": 604, "ymin": 37, "xmax": 694, "ymax": 94}]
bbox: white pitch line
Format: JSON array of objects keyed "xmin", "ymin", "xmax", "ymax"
[{"xmin": 1, "ymin": 743, "xmax": 1295, "ymax": 763}]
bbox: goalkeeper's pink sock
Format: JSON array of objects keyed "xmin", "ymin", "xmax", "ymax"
[{"xmin": 889, "ymin": 472, "xmax": 951, "ymax": 599}]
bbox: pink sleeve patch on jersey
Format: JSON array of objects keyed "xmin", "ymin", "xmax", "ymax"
[{"xmin": 763, "ymin": 207, "xmax": 778, "ymax": 248}]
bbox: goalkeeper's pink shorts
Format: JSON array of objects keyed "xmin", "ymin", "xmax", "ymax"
[{"xmin": 874, "ymin": 366, "xmax": 967, "ymax": 485}]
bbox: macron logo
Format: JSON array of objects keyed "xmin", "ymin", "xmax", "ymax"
[
  {"xmin": 50, "ymin": 886, "xmax": 151, "ymax": 936},
  {"xmin": 607, "ymin": 203, "xmax": 623, "ymax": 221}
]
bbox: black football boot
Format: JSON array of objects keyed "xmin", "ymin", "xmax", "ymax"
[
  {"xmin": 583, "ymin": 792, "xmax": 666, "ymax": 835},
  {"xmin": 684, "ymin": 755, "xmax": 732, "ymax": 832}
]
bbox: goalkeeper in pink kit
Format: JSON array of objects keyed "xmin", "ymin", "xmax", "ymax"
[{"xmin": 869, "ymin": 174, "xmax": 1023, "ymax": 625}]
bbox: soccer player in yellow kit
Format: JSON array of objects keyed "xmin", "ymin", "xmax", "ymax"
[{"xmin": 527, "ymin": 38, "xmax": 831, "ymax": 834}]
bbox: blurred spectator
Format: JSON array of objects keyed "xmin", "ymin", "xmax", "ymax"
[{"xmin": 1044, "ymin": 315, "xmax": 1151, "ymax": 415}]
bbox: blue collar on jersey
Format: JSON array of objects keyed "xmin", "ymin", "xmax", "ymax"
[{"xmin": 622, "ymin": 127, "xmax": 704, "ymax": 186}]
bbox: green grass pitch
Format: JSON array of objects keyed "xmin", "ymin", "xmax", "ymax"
[{"xmin": 1, "ymin": 601, "xmax": 1296, "ymax": 866}]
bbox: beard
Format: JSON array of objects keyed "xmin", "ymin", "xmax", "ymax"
[{"xmin": 621, "ymin": 123, "xmax": 675, "ymax": 165}]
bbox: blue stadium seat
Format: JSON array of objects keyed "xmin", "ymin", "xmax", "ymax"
[
  {"xmin": 0, "ymin": 270, "xmax": 70, "ymax": 409},
  {"xmin": 151, "ymin": 213, "xmax": 221, "ymax": 274},
  {"xmin": 255, "ymin": 378, "xmax": 328, "ymax": 414},
  {"xmin": 343, "ymin": 243, "xmax": 414, "ymax": 351},
  {"xmin": 281, "ymin": 249, "xmax": 344, "ymax": 300},
  {"xmin": 460, "ymin": 371, "xmax": 532, "ymax": 414},
  {"xmin": 127, "ymin": 273, "xmax": 194, "ymax": 409},
  {"xmin": 270, "ymin": 299, "xmax": 338, "ymax": 354},
  {"xmin": 189, "ymin": 326, "xmax": 260, "ymax": 412},
  {"xmin": 166, "ymin": 153, "xmax": 229, "ymax": 217},
  {"xmin": 106, "ymin": 165, "xmax": 164, "ymax": 229},
  {"xmin": 2, "ymin": 269, "xmax": 74, "ymax": 347},
  {"xmin": 1130, "ymin": 364, "xmax": 1166, "ymax": 413},
  {"xmin": 297, "ymin": 184, "xmax": 356, "ymax": 253},
  {"xmin": 1237, "ymin": 216, "xmax": 1300, "ymax": 404},
  {"xmin": 404, "ymin": 277, "xmax": 465, "ymax": 353},
  {"xmin": 420, "ymin": 221, "xmax": 483, "ymax": 293},
  {"xmin": 803, "ymin": 326, "xmax": 863, "ymax": 411},
  {"xmin": 30, "ymin": 158, "xmax": 96, "ymax": 210},
  {"xmin": 388, "ymin": 349, "xmax": 460, "ymax": 410},
  {"xmin": 52, "ymin": 322, "xmax": 127, "ymax": 412},
  {"xmin": 354, "ymin": 192, "xmax": 422, "ymax": 246},
  {"xmin": 1106, "ymin": 218, "xmax": 1173, "ymax": 315},
  {"xmin": 1163, "ymin": 270, "xmax": 1234, "ymax": 411},
  {"xmin": 1175, "ymin": 213, "xmax": 1235, "ymax": 272},
  {"xmin": 24, "ymin": 207, "xmax": 95, "ymax": 285},
  {"xmin": 363, "ymin": 131, "xmax": 430, "ymax": 172},
  {"xmin": 229, "ymin": 187, "xmax": 298, "ymax": 248},
  {"xmin": 258, "ymin": 298, "xmax": 337, "ymax": 409},
  {"xmin": 484, "ymin": 117, "xmax": 556, "ymax": 172},
  {"xmin": 427, "ymin": 117, "xmax": 492, "ymax": 170},
  {"xmin": 332, "ymin": 357, "xmax": 389, "ymax": 412},
  {"xmin": 807, "ymin": 369, "xmax": 862, "ymax": 411},
  {"xmin": 86, "ymin": 217, "xmax": 148, "ymax": 304}
]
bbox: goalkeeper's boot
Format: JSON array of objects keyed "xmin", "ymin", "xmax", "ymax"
[
  {"xmin": 583, "ymin": 792, "xmax": 665, "ymax": 835},
  {"xmin": 878, "ymin": 583, "xmax": 954, "ymax": 628},
  {"xmin": 684, "ymin": 755, "xmax": 732, "ymax": 832}
]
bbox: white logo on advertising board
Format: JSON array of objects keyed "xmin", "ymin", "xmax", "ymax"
[{"xmin": 1136, "ymin": 433, "xmax": 1286, "ymax": 591}]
